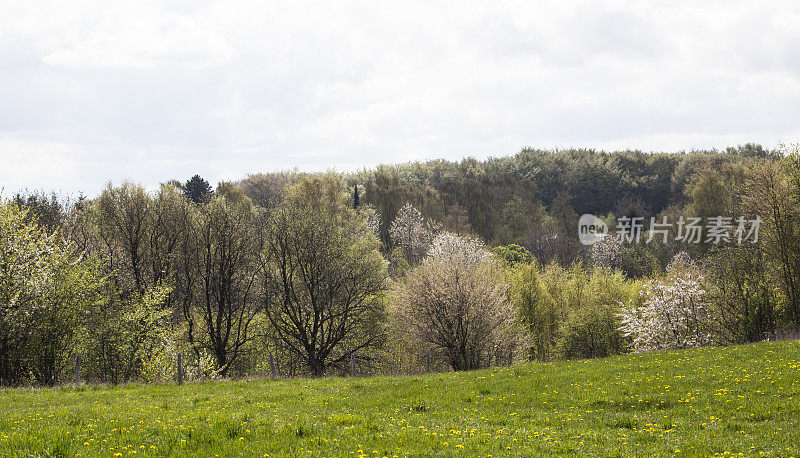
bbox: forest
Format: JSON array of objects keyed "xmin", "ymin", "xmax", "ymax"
[{"xmin": 2, "ymin": 143, "xmax": 799, "ymax": 386}]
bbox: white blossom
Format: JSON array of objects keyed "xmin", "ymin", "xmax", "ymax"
[
  {"xmin": 591, "ymin": 235, "xmax": 621, "ymax": 269},
  {"xmin": 389, "ymin": 203, "xmax": 440, "ymax": 263},
  {"xmin": 618, "ymin": 252, "xmax": 713, "ymax": 352}
]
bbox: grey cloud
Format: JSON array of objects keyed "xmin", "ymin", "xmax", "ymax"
[{"xmin": 1, "ymin": 0, "xmax": 799, "ymax": 196}]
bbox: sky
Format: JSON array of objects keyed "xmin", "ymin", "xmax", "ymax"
[{"xmin": 2, "ymin": 0, "xmax": 800, "ymax": 196}]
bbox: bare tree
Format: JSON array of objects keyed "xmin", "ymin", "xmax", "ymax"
[
  {"xmin": 743, "ymin": 159, "xmax": 800, "ymax": 327},
  {"xmin": 179, "ymin": 191, "xmax": 263, "ymax": 376},
  {"xmin": 260, "ymin": 175, "xmax": 389, "ymax": 376}
]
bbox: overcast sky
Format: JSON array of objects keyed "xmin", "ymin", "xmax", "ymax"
[{"xmin": 2, "ymin": 1, "xmax": 800, "ymax": 196}]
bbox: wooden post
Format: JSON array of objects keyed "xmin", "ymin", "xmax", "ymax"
[
  {"xmin": 177, "ymin": 353, "xmax": 183, "ymax": 385},
  {"xmin": 74, "ymin": 354, "xmax": 81, "ymax": 385},
  {"xmin": 350, "ymin": 352, "xmax": 356, "ymax": 377},
  {"xmin": 426, "ymin": 351, "xmax": 431, "ymax": 373},
  {"xmin": 269, "ymin": 353, "xmax": 277, "ymax": 378}
]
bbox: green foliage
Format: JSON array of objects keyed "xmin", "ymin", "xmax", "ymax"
[
  {"xmin": 510, "ymin": 262, "xmax": 643, "ymax": 362},
  {"xmin": 82, "ymin": 286, "xmax": 173, "ymax": 384},
  {"xmin": 262, "ymin": 174, "xmax": 389, "ymax": 376},
  {"xmin": 496, "ymin": 196, "xmax": 545, "ymax": 247},
  {"xmin": 0, "ymin": 200, "xmax": 105, "ymax": 385},
  {"xmin": 708, "ymin": 242, "xmax": 778, "ymax": 343},
  {"xmin": 11, "ymin": 191, "xmax": 64, "ymax": 232},
  {"xmin": 741, "ymin": 157, "xmax": 800, "ymax": 327},
  {"xmin": 509, "ymin": 262, "xmax": 560, "ymax": 361},
  {"xmin": 556, "ymin": 269, "xmax": 643, "ymax": 359},
  {"xmin": 180, "ymin": 192, "xmax": 262, "ymax": 375},
  {"xmin": 7, "ymin": 144, "xmax": 800, "ymax": 385},
  {"xmin": 183, "ymin": 174, "xmax": 214, "ymax": 204},
  {"xmin": 619, "ymin": 242, "xmax": 667, "ymax": 278},
  {"xmin": 492, "ymin": 244, "xmax": 532, "ymax": 266}
]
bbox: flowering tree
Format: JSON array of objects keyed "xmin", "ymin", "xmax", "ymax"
[
  {"xmin": 591, "ymin": 235, "xmax": 621, "ymax": 270},
  {"xmin": 357, "ymin": 203, "xmax": 381, "ymax": 240},
  {"xmin": 0, "ymin": 200, "xmax": 105, "ymax": 385},
  {"xmin": 426, "ymin": 231, "xmax": 491, "ymax": 267},
  {"xmin": 618, "ymin": 252, "xmax": 714, "ymax": 352},
  {"xmin": 389, "ymin": 203, "xmax": 440, "ymax": 265},
  {"xmin": 393, "ymin": 232, "xmax": 518, "ymax": 370}
]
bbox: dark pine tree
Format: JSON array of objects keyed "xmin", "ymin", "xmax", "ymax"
[
  {"xmin": 353, "ymin": 184, "xmax": 360, "ymax": 209},
  {"xmin": 184, "ymin": 174, "xmax": 213, "ymax": 204}
]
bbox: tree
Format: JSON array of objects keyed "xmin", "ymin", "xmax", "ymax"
[
  {"xmin": 238, "ymin": 172, "xmax": 296, "ymax": 210},
  {"xmin": 96, "ymin": 182, "xmax": 151, "ymax": 294},
  {"xmin": 619, "ymin": 253, "xmax": 714, "ymax": 352},
  {"xmin": 83, "ymin": 286, "xmax": 172, "ymax": 384},
  {"xmin": 555, "ymin": 268, "xmax": 638, "ymax": 359},
  {"xmin": 179, "ymin": 191, "xmax": 263, "ymax": 376},
  {"xmin": 441, "ymin": 203, "xmax": 475, "ymax": 235},
  {"xmin": 536, "ymin": 192, "xmax": 582, "ymax": 265},
  {"xmin": 492, "ymin": 244, "xmax": 533, "ymax": 266},
  {"xmin": 184, "ymin": 174, "xmax": 214, "ymax": 204},
  {"xmin": 685, "ymin": 163, "xmax": 746, "ymax": 254},
  {"xmin": 510, "ymin": 262, "xmax": 560, "ymax": 362},
  {"xmin": 708, "ymin": 243, "xmax": 776, "ymax": 343},
  {"xmin": 0, "ymin": 200, "xmax": 105, "ymax": 385},
  {"xmin": 389, "ymin": 203, "xmax": 440, "ymax": 265},
  {"xmin": 11, "ymin": 191, "xmax": 64, "ymax": 232},
  {"xmin": 260, "ymin": 175, "xmax": 389, "ymax": 376},
  {"xmin": 496, "ymin": 196, "xmax": 545, "ymax": 247},
  {"xmin": 743, "ymin": 158, "xmax": 800, "ymax": 327},
  {"xmin": 93, "ymin": 182, "xmax": 189, "ymax": 309},
  {"xmin": 591, "ymin": 235, "xmax": 621, "ymax": 270},
  {"xmin": 393, "ymin": 232, "xmax": 516, "ymax": 371}
]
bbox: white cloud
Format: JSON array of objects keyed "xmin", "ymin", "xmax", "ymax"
[{"xmin": 1, "ymin": 0, "xmax": 800, "ymax": 195}]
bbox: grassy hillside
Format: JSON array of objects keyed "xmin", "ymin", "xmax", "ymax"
[{"xmin": 1, "ymin": 341, "xmax": 798, "ymax": 457}]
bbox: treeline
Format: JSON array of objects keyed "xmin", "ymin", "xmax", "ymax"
[
  {"xmin": 1, "ymin": 144, "xmax": 799, "ymax": 386},
  {"xmin": 243, "ymin": 143, "xmax": 775, "ymax": 264}
]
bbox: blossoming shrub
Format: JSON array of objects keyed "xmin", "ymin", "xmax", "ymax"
[
  {"xmin": 0, "ymin": 201, "xmax": 105, "ymax": 385},
  {"xmin": 392, "ymin": 232, "xmax": 521, "ymax": 371},
  {"xmin": 619, "ymin": 252, "xmax": 715, "ymax": 352}
]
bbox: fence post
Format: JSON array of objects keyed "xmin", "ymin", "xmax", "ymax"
[
  {"xmin": 269, "ymin": 353, "xmax": 277, "ymax": 378},
  {"xmin": 350, "ymin": 352, "xmax": 356, "ymax": 377},
  {"xmin": 177, "ymin": 353, "xmax": 183, "ymax": 385},
  {"xmin": 426, "ymin": 351, "xmax": 431, "ymax": 373},
  {"xmin": 74, "ymin": 354, "xmax": 81, "ymax": 385}
]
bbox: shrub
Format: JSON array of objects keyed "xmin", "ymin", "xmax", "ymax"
[
  {"xmin": 393, "ymin": 232, "xmax": 519, "ymax": 371},
  {"xmin": 82, "ymin": 286, "xmax": 172, "ymax": 383},
  {"xmin": 0, "ymin": 200, "xmax": 105, "ymax": 386},
  {"xmin": 511, "ymin": 262, "xmax": 642, "ymax": 361},
  {"xmin": 619, "ymin": 253, "xmax": 714, "ymax": 353}
]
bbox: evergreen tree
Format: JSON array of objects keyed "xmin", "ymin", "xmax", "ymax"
[{"xmin": 183, "ymin": 174, "xmax": 213, "ymax": 204}]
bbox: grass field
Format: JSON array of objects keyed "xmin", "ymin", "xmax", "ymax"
[{"xmin": 1, "ymin": 341, "xmax": 799, "ymax": 457}]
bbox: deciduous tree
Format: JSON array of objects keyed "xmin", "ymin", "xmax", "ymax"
[
  {"xmin": 393, "ymin": 232, "xmax": 515, "ymax": 371},
  {"xmin": 261, "ymin": 175, "xmax": 389, "ymax": 376}
]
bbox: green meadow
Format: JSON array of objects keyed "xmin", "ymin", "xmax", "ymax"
[{"xmin": 1, "ymin": 340, "xmax": 798, "ymax": 457}]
